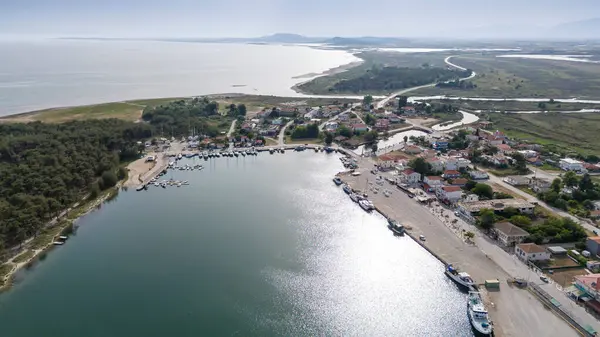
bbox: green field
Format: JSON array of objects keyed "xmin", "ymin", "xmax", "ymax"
[
  {"xmin": 487, "ymin": 112, "xmax": 600, "ymax": 155},
  {"xmin": 413, "ymin": 55, "xmax": 600, "ymax": 99},
  {"xmin": 426, "ymin": 99, "xmax": 600, "ymax": 112}
]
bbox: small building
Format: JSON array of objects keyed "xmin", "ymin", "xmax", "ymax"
[
  {"xmin": 478, "ymin": 121, "xmax": 493, "ymax": 129},
  {"xmin": 374, "ymin": 119, "xmax": 390, "ymax": 131},
  {"xmin": 333, "ymin": 135, "xmax": 348, "ymax": 143},
  {"xmin": 470, "ymin": 170, "xmax": 489, "ymax": 180},
  {"xmin": 432, "ymin": 141, "xmax": 449, "ymax": 150},
  {"xmin": 590, "ymin": 210, "xmax": 600, "ymax": 220},
  {"xmin": 400, "ymin": 169, "xmax": 421, "ymax": 184},
  {"xmin": 586, "ymin": 237, "xmax": 600, "ymax": 257},
  {"xmin": 575, "ymin": 274, "xmax": 600, "ymax": 301},
  {"xmin": 515, "ymin": 243, "xmax": 550, "ymax": 262},
  {"xmin": 436, "ymin": 186, "xmax": 463, "ymax": 202},
  {"xmin": 145, "ymin": 156, "xmax": 155, "ymax": 162},
  {"xmin": 560, "ymin": 158, "xmax": 585, "ymax": 172},
  {"xmin": 458, "ymin": 199, "xmax": 535, "ymax": 216},
  {"xmin": 526, "ymin": 157, "xmax": 543, "ymax": 166},
  {"xmin": 450, "ymin": 178, "xmax": 469, "ymax": 187},
  {"xmin": 503, "ymin": 176, "xmax": 530, "ymax": 186},
  {"xmin": 443, "ymin": 170, "xmax": 461, "ymax": 179},
  {"xmin": 423, "ymin": 176, "xmax": 444, "ymax": 187},
  {"xmin": 518, "ymin": 150, "xmax": 539, "ymax": 158},
  {"xmin": 271, "ymin": 118, "xmax": 284, "ymax": 126},
  {"xmin": 547, "ymin": 246, "xmax": 568, "ymax": 256},
  {"xmin": 352, "ymin": 123, "xmax": 369, "ymax": 133},
  {"xmin": 493, "ymin": 222, "xmax": 530, "ymax": 247},
  {"xmin": 497, "ymin": 143, "xmax": 512, "ymax": 153},
  {"xmin": 426, "ymin": 157, "xmax": 445, "ymax": 173},
  {"xmin": 529, "ymin": 177, "xmax": 552, "ymax": 193},
  {"xmin": 404, "ymin": 145, "xmax": 423, "ymax": 155}
]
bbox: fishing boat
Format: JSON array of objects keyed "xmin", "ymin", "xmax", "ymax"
[
  {"xmin": 333, "ymin": 177, "xmax": 343, "ymax": 186},
  {"xmin": 445, "ymin": 264, "xmax": 475, "ymax": 289},
  {"xmin": 350, "ymin": 193, "xmax": 360, "ymax": 202},
  {"xmin": 359, "ymin": 199, "xmax": 374, "ymax": 211},
  {"xmin": 467, "ymin": 291, "xmax": 493, "ymax": 336},
  {"xmin": 387, "ymin": 219, "xmax": 405, "ymax": 235},
  {"xmin": 295, "ymin": 145, "xmax": 306, "ymax": 151},
  {"xmin": 234, "ymin": 151, "xmax": 239, "ymax": 157},
  {"xmin": 342, "ymin": 184, "xmax": 352, "ymax": 194}
]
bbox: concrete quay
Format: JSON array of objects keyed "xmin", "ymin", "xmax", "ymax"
[{"xmin": 340, "ymin": 168, "xmax": 579, "ymax": 337}]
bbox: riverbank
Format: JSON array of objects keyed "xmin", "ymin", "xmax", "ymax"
[{"xmin": 0, "ymin": 186, "xmax": 120, "ymax": 291}]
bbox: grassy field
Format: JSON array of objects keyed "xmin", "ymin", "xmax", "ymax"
[
  {"xmin": 413, "ymin": 55, "xmax": 600, "ymax": 99},
  {"xmin": 284, "ymin": 136, "xmax": 322, "ymax": 145},
  {"xmin": 488, "ymin": 112, "xmax": 600, "ymax": 155},
  {"xmin": 1, "ymin": 95, "xmax": 358, "ymax": 124},
  {"xmin": 426, "ymin": 99, "xmax": 600, "ymax": 112}
]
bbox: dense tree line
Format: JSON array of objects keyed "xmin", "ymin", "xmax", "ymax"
[
  {"xmin": 329, "ymin": 67, "xmax": 472, "ymax": 93},
  {"xmin": 142, "ymin": 98, "xmax": 225, "ymax": 137},
  {"xmin": 435, "ymin": 79, "xmax": 477, "ymax": 89},
  {"xmin": 290, "ymin": 123, "xmax": 319, "ymax": 139},
  {"xmin": 0, "ymin": 120, "xmax": 152, "ymax": 254},
  {"xmin": 538, "ymin": 172, "xmax": 600, "ymax": 217}
]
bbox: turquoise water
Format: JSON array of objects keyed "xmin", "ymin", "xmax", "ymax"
[{"xmin": 0, "ymin": 153, "xmax": 473, "ymax": 336}]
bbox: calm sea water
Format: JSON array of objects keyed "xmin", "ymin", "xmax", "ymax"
[
  {"xmin": 0, "ymin": 39, "xmax": 359, "ymax": 115},
  {"xmin": 0, "ymin": 153, "xmax": 472, "ymax": 337}
]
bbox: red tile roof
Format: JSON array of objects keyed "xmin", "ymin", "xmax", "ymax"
[
  {"xmin": 352, "ymin": 123, "xmax": 368, "ymax": 129},
  {"xmin": 576, "ymin": 274, "xmax": 600, "ymax": 291},
  {"xmin": 497, "ymin": 144, "xmax": 512, "ymax": 151},
  {"xmin": 402, "ymin": 169, "xmax": 417, "ymax": 175},
  {"xmin": 516, "ymin": 243, "xmax": 546, "ymax": 254},
  {"xmin": 442, "ymin": 186, "xmax": 462, "ymax": 192},
  {"xmin": 444, "ymin": 170, "xmax": 460, "ymax": 175},
  {"xmin": 426, "ymin": 176, "xmax": 443, "ymax": 180},
  {"xmin": 451, "ymin": 178, "xmax": 468, "ymax": 185}
]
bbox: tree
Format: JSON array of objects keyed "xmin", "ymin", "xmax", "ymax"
[
  {"xmin": 471, "ymin": 183, "xmax": 493, "ymax": 199},
  {"xmin": 237, "ymin": 104, "xmax": 247, "ymax": 117},
  {"xmin": 511, "ymin": 152, "xmax": 527, "ymax": 173},
  {"xmin": 371, "ymin": 143, "xmax": 378, "ymax": 153},
  {"xmin": 502, "ymin": 206, "xmax": 519, "ymax": 218},
  {"xmin": 464, "ymin": 231, "xmax": 475, "ymax": 240},
  {"xmin": 364, "ymin": 113, "xmax": 376, "ymax": 126},
  {"xmin": 409, "ymin": 157, "xmax": 431, "ymax": 178},
  {"xmin": 563, "ymin": 171, "xmax": 578, "ymax": 187},
  {"xmin": 325, "ymin": 133, "xmax": 333, "ymax": 145},
  {"xmin": 510, "ymin": 215, "xmax": 532, "ymax": 228},
  {"xmin": 101, "ymin": 171, "xmax": 118, "ymax": 189},
  {"xmin": 363, "ymin": 130, "xmax": 378, "ymax": 143},
  {"xmin": 403, "ymin": 135, "xmax": 408, "ymax": 143},
  {"xmin": 363, "ymin": 95, "xmax": 373, "ymax": 107},
  {"xmin": 478, "ymin": 208, "xmax": 496, "ymax": 230},
  {"xmin": 396, "ymin": 95, "xmax": 408, "ymax": 108},
  {"xmin": 579, "ymin": 173, "xmax": 594, "ymax": 192},
  {"xmin": 337, "ymin": 125, "xmax": 353, "ymax": 138},
  {"xmin": 551, "ymin": 178, "xmax": 562, "ymax": 192},
  {"xmin": 228, "ymin": 104, "xmax": 237, "ymax": 116}
]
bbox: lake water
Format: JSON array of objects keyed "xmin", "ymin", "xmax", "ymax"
[
  {"xmin": 0, "ymin": 39, "xmax": 359, "ymax": 116},
  {"xmin": 497, "ymin": 54, "xmax": 600, "ymax": 63},
  {"xmin": 0, "ymin": 153, "xmax": 473, "ymax": 337}
]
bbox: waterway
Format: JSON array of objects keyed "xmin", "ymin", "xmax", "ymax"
[
  {"xmin": 431, "ymin": 111, "xmax": 479, "ymax": 131},
  {"xmin": 0, "ymin": 153, "xmax": 473, "ymax": 337}
]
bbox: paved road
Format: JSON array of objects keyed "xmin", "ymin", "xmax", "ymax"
[
  {"xmin": 375, "ymin": 56, "xmax": 477, "ymax": 109},
  {"xmin": 277, "ymin": 120, "xmax": 294, "ymax": 145}
]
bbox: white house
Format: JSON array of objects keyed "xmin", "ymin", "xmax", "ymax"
[
  {"xmin": 400, "ymin": 169, "xmax": 421, "ymax": 184},
  {"xmin": 493, "ymin": 222, "xmax": 530, "ymax": 247},
  {"xmin": 426, "ymin": 157, "xmax": 445, "ymax": 173},
  {"xmin": 423, "ymin": 176, "xmax": 444, "ymax": 187},
  {"xmin": 436, "ymin": 186, "xmax": 463, "ymax": 202},
  {"xmin": 469, "ymin": 170, "xmax": 489, "ymax": 180},
  {"xmin": 560, "ymin": 158, "xmax": 585, "ymax": 172},
  {"xmin": 515, "ymin": 243, "xmax": 550, "ymax": 262},
  {"xmin": 518, "ymin": 150, "xmax": 538, "ymax": 158}
]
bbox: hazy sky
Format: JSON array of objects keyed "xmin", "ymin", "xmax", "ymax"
[{"xmin": 1, "ymin": 0, "xmax": 598, "ymax": 38}]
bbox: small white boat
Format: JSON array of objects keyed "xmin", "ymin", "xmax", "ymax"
[
  {"xmin": 384, "ymin": 190, "xmax": 391, "ymax": 197},
  {"xmin": 177, "ymin": 182, "xmax": 182, "ymax": 187},
  {"xmin": 445, "ymin": 264, "xmax": 475, "ymax": 289},
  {"xmin": 350, "ymin": 193, "xmax": 359, "ymax": 202},
  {"xmin": 52, "ymin": 241, "xmax": 64, "ymax": 246},
  {"xmin": 359, "ymin": 199, "xmax": 374, "ymax": 211},
  {"xmin": 419, "ymin": 235, "xmax": 426, "ymax": 241},
  {"xmin": 467, "ymin": 291, "xmax": 493, "ymax": 336}
]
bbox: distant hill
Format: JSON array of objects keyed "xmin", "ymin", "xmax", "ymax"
[
  {"xmin": 254, "ymin": 33, "xmax": 326, "ymax": 44},
  {"xmin": 324, "ymin": 36, "xmax": 411, "ymax": 46},
  {"xmin": 548, "ymin": 18, "xmax": 600, "ymax": 40}
]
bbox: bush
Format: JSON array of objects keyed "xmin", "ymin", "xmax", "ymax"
[{"xmin": 101, "ymin": 171, "xmax": 118, "ymax": 189}]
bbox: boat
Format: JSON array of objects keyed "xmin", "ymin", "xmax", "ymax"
[
  {"xmin": 419, "ymin": 235, "xmax": 426, "ymax": 241},
  {"xmin": 324, "ymin": 146, "xmax": 334, "ymax": 153},
  {"xmin": 467, "ymin": 291, "xmax": 493, "ymax": 336},
  {"xmin": 350, "ymin": 193, "xmax": 360, "ymax": 202},
  {"xmin": 384, "ymin": 190, "xmax": 391, "ymax": 197},
  {"xmin": 280, "ymin": 148, "xmax": 285, "ymax": 153},
  {"xmin": 342, "ymin": 184, "xmax": 352, "ymax": 194},
  {"xmin": 52, "ymin": 241, "xmax": 64, "ymax": 246},
  {"xmin": 269, "ymin": 149, "xmax": 275, "ymax": 154},
  {"xmin": 445, "ymin": 264, "xmax": 475, "ymax": 289},
  {"xmin": 295, "ymin": 145, "xmax": 306, "ymax": 151},
  {"xmin": 359, "ymin": 199, "xmax": 374, "ymax": 211},
  {"xmin": 387, "ymin": 219, "xmax": 405, "ymax": 235},
  {"xmin": 136, "ymin": 185, "xmax": 146, "ymax": 191},
  {"xmin": 333, "ymin": 177, "xmax": 343, "ymax": 186},
  {"xmin": 241, "ymin": 151, "xmax": 246, "ymax": 156},
  {"xmin": 234, "ymin": 151, "xmax": 239, "ymax": 157}
]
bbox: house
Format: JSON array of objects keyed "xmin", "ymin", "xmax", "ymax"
[
  {"xmin": 375, "ymin": 119, "xmax": 390, "ymax": 131},
  {"xmin": 491, "ymin": 154, "xmax": 510, "ymax": 166},
  {"xmin": 388, "ymin": 116, "xmax": 404, "ymax": 124},
  {"xmin": 478, "ymin": 121, "xmax": 493, "ymax": 129},
  {"xmin": 256, "ymin": 109, "xmax": 272, "ymax": 120},
  {"xmin": 333, "ymin": 135, "xmax": 348, "ymax": 143},
  {"xmin": 515, "ymin": 243, "xmax": 550, "ymax": 262},
  {"xmin": 481, "ymin": 133, "xmax": 504, "ymax": 146},
  {"xmin": 436, "ymin": 186, "xmax": 463, "ymax": 202},
  {"xmin": 304, "ymin": 109, "xmax": 320, "ymax": 119},
  {"xmin": 324, "ymin": 122, "xmax": 339, "ymax": 132},
  {"xmin": 400, "ymin": 169, "xmax": 421, "ymax": 184},
  {"xmin": 378, "ymin": 154, "xmax": 400, "ymax": 170},
  {"xmin": 426, "ymin": 157, "xmax": 445, "ymax": 173},
  {"xmin": 432, "ymin": 141, "xmax": 449, "ymax": 150},
  {"xmin": 518, "ymin": 150, "xmax": 538, "ymax": 158},
  {"xmin": 463, "ymin": 193, "xmax": 479, "ymax": 202},
  {"xmin": 575, "ymin": 274, "xmax": 600, "ymax": 301},
  {"xmin": 401, "ymin": 106, "xmax": 417, "ymax": 115},
  {"xmin": 338, "ymin": 113, "xmax": 350, "ymax": 121},
  {"xmin": 529, "ymin": 177, "xmax": 552, "ymax": 193},
  {"xmin": 493, "ymin": 222, "xmax": 530, "ymax": 247},
  {"xmin": 497, "ymin": 144, "xmax": 512, "ymax": 154},
  {"xmin": 503, "ymin": 175, "xmax": 530, "ymax": 186},
  {"xmin": 586, "ymin": 237, "xmax": 600, "ymax": 257},
  {"xmin": 526, "ymin": 157, "xmax": 543, "ymax": 166},
  {"xmin": 559, "ymin": 158, "xmax": 585, "ymax": 172},
  {"xmin": 277, "ymin": 106, "xmax": 298, "ymax": 117},
  {"xmin": 272, "ymin": 118, "xmax": 284, "ymax": 126},
  {"xmin": 352, "ymin": 123, "xmax": 368, "ymax": 132},
  {"xmin": 585, "ymin": 163, "xmax": 600, "ymax": 173},
  {"xmin": 443, "ymin": 170, "xmax": 461, "ymax": 179},
  {"xmin": 451, "ymin": 178, "xmax": 469, "ymax": 187},
  {"xmin": 470, "ymin": 170, "xmax": 489, "ymax": 180},
  {"xmin": 254, "ymin": 139, "xmax": 264, "ymax": 146},
  {"xmin": 444, "ymin": 157, "xmax": 470, "ymax": 171},
  {"xmin": 423, "ymin": 176, "xmax": 444, "ymax": 187},
  {"xmin": 458, "ymin": 199, "xmax": 535, "ymax": 216},
  {"xmin": 590, "ymin": 210, "xmax": 600, "ymax": 220},
  {"xmin": 404, "ymin": 145, "xmax": 423, "ymax": 155}
]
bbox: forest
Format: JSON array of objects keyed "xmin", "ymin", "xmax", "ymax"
[
  {"xmin": 328, "ymin": 66, "xmax": 472, "ymax": 93},
  {"xmin": 142, "ymin": 97, "xmax": 232, "ymax": 137},
  {"xmin": 0, "ymin": 120, "xmax": 152, "ymax": 256}
]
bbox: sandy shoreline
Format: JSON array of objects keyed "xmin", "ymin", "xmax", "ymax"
[{"xmin": 291, "ymin": 60, "xmax": 364, "ymax": 95}]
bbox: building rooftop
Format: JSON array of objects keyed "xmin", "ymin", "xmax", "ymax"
[
  {"xmin": 516, "ymin": 243, "xmax": 546, "ymax": 254},
  {"xmin": 426, "ymin": 176, "xmax": 443, "ymax": 180},
  {"xmin": 494, "ymin": 222, "xmax": 529, "ymax": 237},
  {"xmin": 547, "ymin": 246, "xmax": 568, "ymax": 254},
  {"xmin": 561, "ymin": 158, "xmax": 582, "ymax": 164},
  {"xmin": 442, "ymin": 186, "xmax": 462, "ymax": 192},
  {"xmin": 588, "ymin": 236, "xmax": 600, "ymax": 245},
  {"xmin": 576, "ymin": 274, "xmax": 600, "ymax": 291},
  {"xmin": 459, "ymin": 199, "xmax": 535, "ymax": 213}
]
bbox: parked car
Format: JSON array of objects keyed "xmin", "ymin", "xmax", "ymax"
[{"xmin": 540, "ymin": 276, "xmax": 549, "ymax": 283}]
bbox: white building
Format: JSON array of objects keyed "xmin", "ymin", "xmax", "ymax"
[
  {"xmin": 423, "ymin": 176, "xmax": 444, "ymax": 187},
  {"xmin": 400, "ymin": 169, "xmax": 421, "ymax": 184},
  {"xmin": 426, "ymin": 158, "xmax": 445, "ymax": 173},
  {"xmin": 559, "ymin": 158, "xmax": 585, "ymax": 172},
  {"xmin": 436, "ymin": 186, "xmax": 463, "ymax": 202},
  {"xmin": 516, "ymin": 243, "xmax": 550, "ymax": 262},
  {"xmin": 469, "ymin": 170, "xmax": 489, "ymax": 180},
  {"xmin": 518, "ymin": 150, "xmax": 538, "ymax": 158}
]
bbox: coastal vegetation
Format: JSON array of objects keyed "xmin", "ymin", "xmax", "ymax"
[
  {"xmin": 537, "ymin": 173, "xmax": 600, "ymax": 218},
  {"xmin": 424, "ymin": 99, "xmax": 600, "ymax": 113},
  {"xmin": 486, "ymin": 111, "xmax": 600, "ymax": 155},
  {"xmin": 0, "ymin": 119, "xmax": 152, "ymax": 257},
  {"xmin": 413, "ymin": 55, "xmax": 600, "ymax": 99}
]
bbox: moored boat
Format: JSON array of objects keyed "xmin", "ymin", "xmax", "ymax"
[
  {"xmin": 359, "ymin": 199, "xmax": 374, "ymax": 211},
  {"xmin": 467, "ymin": 291, "xmax": 493, "ymax": 336},
  {"xmin": 333, "ymin": 177, "xmax": 343, "ymax": 185},
  {"xmin": 350, "ymin": 193, "xmax": 359, "ymax": 202},
  {"xmin": 387, "ymin": 219, "xmax": 405, "ymax": 235},
  {"xmin": 342, "ymin": 184, "xmax": 352, "ymax": 194},
  {"xmin": 445, "ymin": 264, "xmax": 475, "ymax": 289}
]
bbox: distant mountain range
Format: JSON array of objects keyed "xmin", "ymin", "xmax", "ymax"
[{"xmin": 547, "ymin": 18, "xmax": 600, "ymax": 40}]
